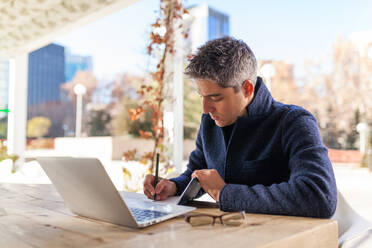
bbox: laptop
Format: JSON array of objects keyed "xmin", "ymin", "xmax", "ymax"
[{"xmin": 36, "ymin": 157, "xmax": 196, "ymax": 228}]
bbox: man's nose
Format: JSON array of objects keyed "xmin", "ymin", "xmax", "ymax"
[{"xmin": 202, "ymin": 98, "xmax": 214, "ymax": 114}]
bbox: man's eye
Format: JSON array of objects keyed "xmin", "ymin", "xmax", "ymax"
[{"xmin": 210, "ymin": 97, "xmax": 223, "ymax": 101}]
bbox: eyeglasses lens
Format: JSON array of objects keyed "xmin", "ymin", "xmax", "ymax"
[
  {"xmin": 222, "ymin": 213, "xmax": 245, "ymax": 226},
  {"xmin": 188, "ymin": 216, "xmax": 214, "ymax": 226}
]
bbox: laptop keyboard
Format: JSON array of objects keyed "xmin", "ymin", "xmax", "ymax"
[{"xmin": 130, "ymin": 208, "xmax": 169, "ymax": 222}]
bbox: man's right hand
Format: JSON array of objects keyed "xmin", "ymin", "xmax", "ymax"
[{"xmin": 143, "ymin": 174, "xmax": 177, "ymax": 201}]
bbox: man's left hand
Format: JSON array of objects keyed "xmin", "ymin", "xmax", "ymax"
[{"xmin": 192, "ymin": 169, "xmax": 226, "ymax": 202}]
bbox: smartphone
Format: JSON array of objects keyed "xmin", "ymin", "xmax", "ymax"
[{"xmin": 177, "ymin": 177, "xmax": 202, "ymax": 206}]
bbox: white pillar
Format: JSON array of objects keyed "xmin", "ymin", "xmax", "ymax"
[
  {"xmin": 7, "ymin": 54, "xmax": 28, "ymax": 167},
  {"xmin": 163, "ymin": 0, "xmax": 184, "ymax": 173},
  {"xmin": 173, "ymin": 25, "xmax": 184, "ymax": 173}
]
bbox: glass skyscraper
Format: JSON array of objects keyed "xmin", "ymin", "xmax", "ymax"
[
  {"xmin": 27, "ymin": 43, "xmax": 68, "ymax": 137},
  {"xmin": 28, "ymin": 44, "xmax": 65, "ymax": 106},
  {"xmin": 208, "ymin": 7, "xmax": 230, "ymax": 41},
  {"xmin": 185, "ymin": 4, "xmax": 230, "ymax": 53},
  {"xmin": 65, "ymin": 50, "xmax": 93, "ymax": 82}
]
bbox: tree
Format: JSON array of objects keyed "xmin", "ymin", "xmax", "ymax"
[
  {"xmin": 27, "ymin": 117, "xmax": 51, "ymax": 138},
  {"xmin": 109, "ymin": 74, "xmax": 143, "ymax": 107},
  {"xmin": 259, "ymin": 60, "xmax": 299, "ymax": 105},
  {"xmin": 123, "ymin": 0, "xmax": 188, "ymax": 174},
  {"xmin": 0, "ymin": 140, "xmax": 18, "ymax": 172},
  {"xmin": 60, "ymin": 71, "xmax": 97, "ymax": 103},
  {"xmin": 293, "ymin": 36, "xmax": 372, "ymax": 149},
  {"xmin": 345, "ymin": 109, "xmax": 360, "ymax": 149},
  {"xmin": 107, "ymin": 73, "xmax": 145, "ymax": 136},
  {"xmin": 87, "ymin": 109, "xmax": 112, "ymax": 136},
  {"xmin": 183, "ymin": 77, "xmax": 202, "ymax": 139},
  {"xmin": 0, "ymin": 115, "xmax": 7, "ymax": 139},
  {"xmin": 112, "ymin": 97, "xmax": 153, "ymax": 136}
]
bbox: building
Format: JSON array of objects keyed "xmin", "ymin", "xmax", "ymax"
[
  {"xmin": 65, "ymin": 50, "xmax": 93, "ymax": 82},
  {"xmin": 28, "ymin": 44, "xmax": 66, "ymax": 106},
  {"xmin": 184, "ymin": 4, "xmax": 230, "ymax": 53},
  {"xmin": 27, "ymin": 43, "xmax": 68, "ymax": 137}
]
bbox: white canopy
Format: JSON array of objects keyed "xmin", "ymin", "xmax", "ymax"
[
  {"xmin": 0, "ymin": 0, "xmax": 139, "ymax": 165},
  {"xmin": 0, "ymin": 0, "xmax": 138, "ymax": 57}
]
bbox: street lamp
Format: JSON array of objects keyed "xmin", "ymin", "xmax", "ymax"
[
  {"xmin": 356, "ymin": 122, "xmax": 369, "ymax": 154},
  {"xmin": 73, "ymin": 84, "xmax": 86, "ymax": 137}
]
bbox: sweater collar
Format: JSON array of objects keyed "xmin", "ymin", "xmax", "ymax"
[{"xmin": 243, "ymin": 76, "xmax": 274, "ymax": 118}]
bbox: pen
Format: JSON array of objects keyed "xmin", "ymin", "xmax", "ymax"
[{"xmin": 153, "ymin": 153, "xmax": 159, "ymax": 201}]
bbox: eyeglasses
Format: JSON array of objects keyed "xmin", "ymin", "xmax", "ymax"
[{"xmin": 185, "ymin": 211, "xmax": 246, "ymax": 227}]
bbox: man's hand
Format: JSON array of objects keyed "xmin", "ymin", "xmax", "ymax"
[
  {"xmin": 143, "ymin": 174, "xmax": 177, "ymax": 201},
  {"xmin": 192, "ymin": 169, "xmax": 226, "ymax": 202}
]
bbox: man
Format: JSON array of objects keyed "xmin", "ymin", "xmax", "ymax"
[{"xmin": 143, "ymin": 36, "xmax": 337, "ymax": 218}]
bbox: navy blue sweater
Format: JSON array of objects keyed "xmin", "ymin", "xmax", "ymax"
[{"xmin": 171, "ymin": 77, "xmax": 337, "ymax": 218}]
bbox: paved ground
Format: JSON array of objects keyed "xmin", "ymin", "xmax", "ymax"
[
  {"xmin": 333, "ymin": 164, "xmax": 372, "ymax": 222},
  {"xmin": 1, "ymin": 158, "xmax": 371, "ymax": 223}
]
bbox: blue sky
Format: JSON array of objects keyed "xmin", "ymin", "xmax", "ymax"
[{"xmin": 56, "ymin": 0, "xmax": 372, "ymax": 79}]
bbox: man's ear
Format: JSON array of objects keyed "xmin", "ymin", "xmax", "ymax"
[{"xmin": 242, "ymin": 80, "xmax": 254, "ymax": 97}]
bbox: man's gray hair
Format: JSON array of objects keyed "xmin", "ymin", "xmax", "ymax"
[{"xmin": 185, "ymin": 36, "xmax": 257, "ymax": 92}]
